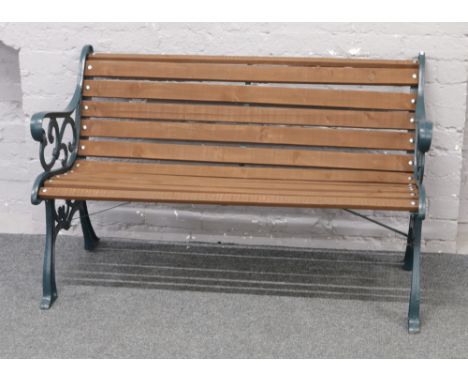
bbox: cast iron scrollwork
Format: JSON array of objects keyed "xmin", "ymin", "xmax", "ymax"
[
  {"xmin": 30, "ymin": 45, "xmax": 93, "ymax": 205},
  {"xmin": 52, "ymin": 199, "xmax": 82, "ymax": 237},
  {"xmin": 38, "ymin": 114, "xmax": 78, "ymax": 172}
]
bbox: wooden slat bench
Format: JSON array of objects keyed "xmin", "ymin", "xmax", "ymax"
[{"xmin": 30, "ymin": 45, "xmax": 432, "ymax": 333}]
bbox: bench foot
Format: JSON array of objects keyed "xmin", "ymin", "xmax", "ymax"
[
  {"xmin": 41, "ymin": 199, "xmax": 58, "ymax": 310},
  {"xmin": 407, "ymin": 214, "xmax": 422, "ymax": 334},
  {"xmin": 79, "ymin": 201, "xmax": 100, "ymax": 251},
  {"xmin": 40, "ymin": 199, "xmax": 80, "ymax": 310}
]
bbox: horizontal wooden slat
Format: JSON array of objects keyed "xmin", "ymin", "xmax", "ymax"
[
  {"xmin": 80, "ymin": 119, "xmax": 415, "ymax": 150},
  {"xmin": 83, "ymin": 80, "xmax": 415, "ymax": 111},
  {"xmin": 45, "ymin": 179, "xmax": 414, "ymax": 200},
  {"xmin": 84, "ymin": 60, "xmax": 419, "ymax": 86},
  {"xmin": 78, "ymin": 140, "xmax": 413, "ymax": 172},
  {"xmin": 81, "ymin": 101, "xmax": 414, "ymax": 129},
  {"xmin": 88, "ymin": 53, "xmax": 419, "ymax": 69},
  {"xmin": 73, "ymin": 160, "xmax": 415, "ymax": 184},
  {"xmin": 48, "ymin": 170, "xmax": 415, "ymax": 194},
  {"xmin": 38, "ymin": 187, "xmax": 418, "ymax": 211}
]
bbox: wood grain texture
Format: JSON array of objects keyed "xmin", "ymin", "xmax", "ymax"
[
  {"xmin": 80, "ymin": 119, "xmax": 415, "ymax": 150},
  {"xmin": 88, "ymin": 53, "xmax": 419, "ymax": 69},
  {"xmin": 81, "ymin": 101, "xmax": 415, "ymax": 129},
  {"xmin": 84, "ymin": 60, "xmax": 419, "ymax": 86},
  {"xmin": 82, "ymin": 80, "xmax": 416, "ymax": 111},
  {"xmin": 78, "ymin": 140, "xmax": 413, "ymax": 172},
  {"xmin": 38, "ymin": 186, "xmax": 418, "ymax": 211},
  {"xmin": 47, "ymin": 170, "xmax": 415, "ymax": 194},
  {"xmin": 72, "ymin": 160, "xmax": 415, "ymax": 184}
]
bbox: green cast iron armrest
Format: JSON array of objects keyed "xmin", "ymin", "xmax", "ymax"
[
  {"xmin": 30, "ymin": 45, "xmax": 93, "ymax": 205},
  {"xmin": 413, "ymin": 52, "xmax": 433, "ymax": 219}
]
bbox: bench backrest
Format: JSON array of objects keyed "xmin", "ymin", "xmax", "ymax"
[{"xmin": 79, "ymin": 53, "xmax": 419, "ymax": 185}]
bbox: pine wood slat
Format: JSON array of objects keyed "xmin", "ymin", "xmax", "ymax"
[
  {"xmin": 78, "ymin": 140, "xmax": 413, "ymax": 172},
  {"xmin": 38, "ymin": 187, "xmax": 418, "ymax": 211},
  {"xmin": 88, "ymin": 53, "xmax": 419, "ymax": 69},
  {"xmin": 82, "ymin": 80, "xmax": 416, "ymax": 111},
  {"xmin": 47, "ymin": 170, "xmax": 415, "ymax": 194},
  {"xmin": 44, "ymin": 179, "xmax": 414, "ymax": 200},
  {"xmin": 73, "ymin": 160, "xmax": 414, "ymax": 184},
  {"xmin": 80, "ymin": 119, "xmax": 415, "ymax": 150},
  {"xmin": 81, "ymin": 101, "xmax": 415, "ymax": 129},
  {"xmin": 84, "ymin": 60, "xmax": 419, "ymax": 86}
]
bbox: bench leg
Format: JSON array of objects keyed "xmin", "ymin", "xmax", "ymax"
[
  {"xmin": 79, "ymin": 201, "xmax": 99, "ymax": 251},
  {"xmin": 407, "ymin": 215, "xmax": 423, "ymax": 334},
  {"xmin": 403, "ymin": 215, "xmax": 415, "ymax": 271},
  {"xmin": 41, "ymin": 200, "xmax": 58, "ymax": 310}
]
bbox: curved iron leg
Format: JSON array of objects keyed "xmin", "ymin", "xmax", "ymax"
[
  {"xmin": 41, "ymin": 200, "xmax": 58, "ymax": 309},
  {"xmin": 403, "ymin": 215, "xmax": 415, "ymax": 271},
  {"xmin": 79, "ymin": 201, "xmax": 99, "ymax": 251},
  {"xmin": 408, "ymin": 215, "xmax": 422, "ymax": 334}
]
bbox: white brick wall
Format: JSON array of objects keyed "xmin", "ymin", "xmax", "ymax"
[{"xmin": 0, "ymin": 22, "xmax": 467, "ymax": 253}]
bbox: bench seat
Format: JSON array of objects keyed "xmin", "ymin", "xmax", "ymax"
[{"xmin": 40, "ymin": 160, "xmax": 418, "ymax": 211}]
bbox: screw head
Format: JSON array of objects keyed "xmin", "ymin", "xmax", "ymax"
[
  {"xmin": 410, "ymin": 117, "xmax": 415, "ymax": 123},
  {"xmin": 408, "ymin": 176, "xmax": 412, "ymax": 180},
  {"xmin": 81, "ymin": 145, "xmax": 85, "ymax": 150},
  {"xmin": 87, "ymin": 64, "xmax": 93, "ymax": 70},
  {"xmin": 411, "ymin": 99, "xmax": 416, "ymax": 104},
  {"xmin": 83, "ymin": 125, "xmax": 87, "ymax": 130},
  {"xmin": 412, "ymin": 73, "xmax": 417, "ymax": 79},
  {"xmin": 409, "ymin": 138, "xmax": 414, "ymax": 143},
  {"xmin": 43, "ymin": 189, "xmax": 47, "ymax": 193},
  {"xmin": 409, "ymin": 160, "xmax": 413, "ymax": 166},
  {"xmin": 411, "ymin": 201, "xmax": 416, "ymax": 206},
  {"xmin": 85, "ymin": 85, "xmax": 90, "ymax": 90}
]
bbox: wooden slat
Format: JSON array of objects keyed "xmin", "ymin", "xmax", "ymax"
[
  {"xmin": 88, "ymin": 53, "xmax": 419, "ymax": 69},
  {"xmin": 84, "ymin": 60, "xmax": 419, "ymax": 86},
  {"xmin": 78, "ymin": 140, "xmax": 413, "ymax": 172},
  {"xmin": 38, "ymin": 187, "xmax": 418, "ymax": 211},
  {"xmin": 83, "ymin": 80, "xmax": 415, "ymax": 111},
  {"xmin": 73, "ymin": 160, "xmax": 415, "ymax": 184},
  {"xmin": 45, "ymin": 178, "xmax": 414, "ymax": 200},
  {"xmin": 81, "ymin": 101, "xmax": 414, "ymax": 129},
  {"xmin": 48, "ymin": 170, "xmax": 414, "ymax": 194},
  {"xmin": 80, "ymin": 119, "xmax": 415, "ymax": 150}
]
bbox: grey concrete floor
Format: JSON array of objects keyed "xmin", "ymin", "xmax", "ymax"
[{"xmin": 0, "ymin": 233, "xmax": 467, "ymax": 358}]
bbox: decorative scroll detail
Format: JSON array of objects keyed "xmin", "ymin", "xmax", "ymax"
[
  {"xmin": 39, "ymin": 114, "xmax": 78, "ymax": 171},
  {"xmin": 30, "ymin": 45, "xmax": 93, "ymax": 205},
  {"xmin": 51, "ymin": 199, "xmax": 81, "ymax": 237}
]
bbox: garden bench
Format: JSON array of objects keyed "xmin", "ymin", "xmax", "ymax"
[{"xmin": 30, "ymin": 45, "xmax": 432, "ymax": 333}]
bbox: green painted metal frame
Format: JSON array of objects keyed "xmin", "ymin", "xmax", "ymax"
[
  {"xmin": 403, "ymin": 52, "xmax": 432, "ymax": 333},
  {"xmin": 30, "ymin": 45, "xmax": 99, "ymax": 309},
  {"xmin": 30, "ymin": 47, "xmax": 433, "ymax": 334}
]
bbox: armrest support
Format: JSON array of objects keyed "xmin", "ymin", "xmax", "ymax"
[
  {"xmin": 412, "ymin": 52, "xmax": 432, "ymax": 218},
  {"xmin": 30, "ymin": 45, "xmax": 93, "ymax": 205}
]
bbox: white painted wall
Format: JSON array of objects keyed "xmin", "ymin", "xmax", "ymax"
[{"xmin": 0, "ymin": 23, "xmax": 467, "ymax": 253}]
